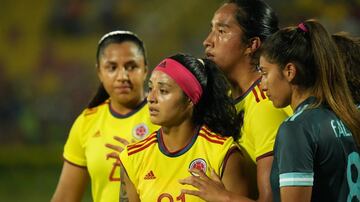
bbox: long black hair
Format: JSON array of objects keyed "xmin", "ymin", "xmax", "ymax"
[
  {"xmin": 88, "ymin": 31, "xmax": 147, "ymax": 108},
  {"xmin": 169, "ymin": 53, "xmax": 240, "ymax": 140}
]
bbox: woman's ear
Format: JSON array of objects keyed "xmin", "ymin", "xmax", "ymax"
[
  {"xmin": 187, "ymin": 98, "xmax": 194, "ymax": 109},
  {"xmin": 283, "ymin": 62, "xmax": 297, "ymax": 82},
  {"xmin": 244, "ymin": 37, "xmax": 261, "ymax": 56}
]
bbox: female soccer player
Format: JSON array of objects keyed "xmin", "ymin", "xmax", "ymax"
[
  {"xmin": 120, "ymin": 53, "xmax": 250, "ymax": 201},
  {"xmin": 202, "ymin": 0, "xmax": 291, "ymax": 200},
  {"xmin": 259, "ymin": 20, "xmax": 360, "ymax": 202},
  {"xmin": 180, "ymin": 20, "xmax": 360, "ymax": 202},
  {"xmin": 51, "ymin": 31, "xmax": 159, "ymax": 202}
]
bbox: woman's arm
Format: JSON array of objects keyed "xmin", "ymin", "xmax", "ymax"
[
  {"xmin": 222, "ymin": 149, "xmax": 250, "ymax": 196},
  {"xmin": 256, "ymin": 156, "xmax": 274, "ymax": 202},
  {"xmin": 51, "ymin": 161, "xmax": 89, "ymax": 202},
  {"xmin": 121, "ymin": 164, "xmax": 140, "ymax": 202},
  {"xmin": 280, "ymin": 186, "xmax": 312, "ymax": 202}
]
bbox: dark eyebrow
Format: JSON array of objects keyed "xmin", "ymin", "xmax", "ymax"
[
  {"xmin": 105, "ymin": 61, "xmax": 117, "ymax": 66},
  {"xmin": 215, "ymin": 22, "xmax": 230, "ymax": 28},
  {"xmin": 148, "ymin": 80, "xmax": 172, "ymax": 88},
  {"xmin": 158, "ymin": 82, "xmax": 172, "ymax": 88},
  {"xmin": 124, "ymin": 60, "xmax": 138, "ymax": 67}
]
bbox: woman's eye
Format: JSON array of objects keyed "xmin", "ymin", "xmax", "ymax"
[{"xmin": 160, "ymin": 89, "xmax": 168, "ymax": 94}]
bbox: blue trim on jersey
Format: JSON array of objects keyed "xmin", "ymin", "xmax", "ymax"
[
  {"xmin": 233, "ymin": 78, "xmax": 261, "ymax": 104},
  {"xmin": 279, "ymin": 172, "xmax": 314, "ymax": 187},
  {"xmin": 157, "ymin": 126, "xmax": 200, "ymax": 158},
  {"xmin": 288, "ymin": 104, "xmax": 309, "ymax": 122},
  {"xmin": 109, "ymin": 98, "xmax": 147, "ymax": 119},
  {"xmin": 286, "ymin": 96, "xmax": 317, "ymax": 122}
]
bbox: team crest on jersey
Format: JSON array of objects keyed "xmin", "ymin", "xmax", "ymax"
[
  {"xmin": 189, "ymin": 158, "xmax": 207, "ymax": 176},
  {"xmin": 132, "ymin": 123, "xmax": 149, "ymax": 140}
]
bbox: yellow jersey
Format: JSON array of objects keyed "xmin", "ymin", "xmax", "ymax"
[
  {"xmin": 63, "ymin": 99, "xmax": 159, "ymax": 202},
  {"xmin": 120, "ymin": 125, "xmax": 238, "ymax": 202},
  {"xmin": 234, "ymin": 79, "xmax": 292, "ymax": 162}
]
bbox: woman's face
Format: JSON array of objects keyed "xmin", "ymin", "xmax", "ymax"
[
  {"xmin": 98, "ymin": 42, "xmax": 147, "ymax": 106},
  {"xmin": 203, "ymin": 3, "xmax": 248, "ymax": 74},
  {"xmin": 147, "ymin": 70, "xmax": 193, "ymax": 127},
  {"xmin": 259, "ymin": 56, "xmax": 292, "ymax": 108}
]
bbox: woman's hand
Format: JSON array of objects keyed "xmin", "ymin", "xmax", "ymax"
[
  {"xmin": 179, "ymin": 169, "xmax": 230, "ymax": 202},
  {"xmin": 105, "ymin": 136, "xmax": 130, "ymax": 153}
]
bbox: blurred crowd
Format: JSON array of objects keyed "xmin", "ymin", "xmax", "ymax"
[{"xmin": 0, "ymin": 0, "xmax": 359, "ymax": 144}]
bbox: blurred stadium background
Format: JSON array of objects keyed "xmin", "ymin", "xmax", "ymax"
[{"xmin": 0, "ymin": 0, "xmax": 359, "ymax": 201}]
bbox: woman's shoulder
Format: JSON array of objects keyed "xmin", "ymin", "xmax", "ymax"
[
  {"xmin": 71, "ymin": 101, "xmax": 109, "ymax": 129},
  {"xmin": 81, "ymin": 100, "xmax": 109, "ymax": 117},
  {"xmin": 198, "ymin": 125, "xmax": 233, "ymax": 146},
  {"xmin": 124, "ymin": 131, "xmax": 159, "ymax": 156},
  {"xmin": 285, "ymin": 105, "xmax": 331, "ymax": 124}
]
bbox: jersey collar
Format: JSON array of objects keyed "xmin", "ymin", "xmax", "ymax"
[
  {"xmin": 294, "ymin": 96, "xmax": 317, "ymax": 113},
  {"xmin": 109, "ymin": 98, "xmax": 147, "ymax": 119},
  {"xmin": 157, "ymin": 126, "xmax": 200, "ymax": 157},
  {"xmin": 233, "ymin": 77, "xmax": 262, "ymax": 104}
]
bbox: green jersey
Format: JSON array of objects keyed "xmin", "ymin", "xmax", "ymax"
[{"xmin": 271, "ymin": 97, "xmax": 359, "ymax": 202}]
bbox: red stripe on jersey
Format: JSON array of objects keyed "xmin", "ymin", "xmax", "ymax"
[
  {"xmin": 128, "ymin": 133, "xmax": 157, "ymax": 151},
  {"xmin": 201, "ymin": 127, "xmax": 227, "ymax": 141},
  {"xmin": 198, "ymin": 133, "xmax": 225, "ymax": 145},
  {"xmin": 257, "ymin": 84, "xmax": 266, "ymax": 99},
  {"xmin": 128, "ymin": 139, "xmax": 157, "ymax": 156},
  {"xmin": 252, "ymin": 89, "xmax": 260, "ymax": 103}
]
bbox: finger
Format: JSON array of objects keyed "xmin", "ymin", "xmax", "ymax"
[
  {"xmin": 188, "ymin": 168, "xmax": 209, "ymax": 179},
  {"xmin": 113, "ymin": 136, "xmax": 130, "ymax": 145},
  {"xmin": 178, "ymin": 177, "xmax": 203, "ymax": 189},
  {"xmin": 106, "ymin": 152, "xmax": 119, "ymax": 160},
  {"xmin": 105, "ymin": 143, "xmax": 124, "ymax": 152},
  {"xmin": 181, "ymin": 189, "xmax": 202, "ymax": 197},
  {"xmin": 210, "ymin": 168, "xmax": 221, "ymax": 182}
]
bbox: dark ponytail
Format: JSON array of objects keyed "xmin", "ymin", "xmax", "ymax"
[
  {"xmin": 170, "ymin": 54, "xmax": 240, "ymax": 140},
  {"xmin": 88, "ymin": 85, "xmax": 109, "ymax": 108},
  {"xmin": 306, "ymin": 20, "xmax": 360, "ymax": 147}
]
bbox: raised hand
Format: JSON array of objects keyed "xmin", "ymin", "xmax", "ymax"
[
  {"xmin": 105, "ymin": 136, "xmax": 130, "ymax": 153},
  {"xmin": 179, "ymin": 168, "xmax": 230, "ymax": 202}
]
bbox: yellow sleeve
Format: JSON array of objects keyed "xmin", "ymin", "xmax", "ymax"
[
  {"xmin": 63, "ymin": 113, "xmax": 87, "ymax": 166},
  {"xmin": 219, "ymin": 140, "xmax": 239, "ymax": 176},
  {"xmin": 120, "ymin": 146, "xmax": 137, "ymax": 188},
  {"xmin": 250, "ymin": 100, "xmax": 289, "ymax": 160}
]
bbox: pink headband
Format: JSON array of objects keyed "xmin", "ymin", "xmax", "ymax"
[
  {"xmin": 298, "ymin": 23, "xmax": 308, "ymax": 32},
  {"xmin": 153, "ymin": 58, "xmax": 203, "ymax": 104}
]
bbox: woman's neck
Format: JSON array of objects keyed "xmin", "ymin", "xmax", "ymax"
[
  {"xmin": 291, "ymin": 87, "xmax": 314, "ymax": 110},
  {"xmin": 110, "ymin": 95, "xmax": 144, "ymax": 115},
  {"xmin": 161, "ymin": 120, "xmax": 198, "ymax": 153},
  {"xmin": 229, "ymin": 64, "xmax": 261, "ymax": 99}
]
